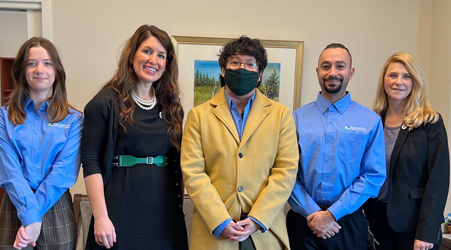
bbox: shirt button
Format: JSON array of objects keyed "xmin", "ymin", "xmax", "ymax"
[
  {"xmin": 329, "ymin": 122, "xmax": 332, "ymax": 124},
  {"xmin": 322, "ymin": 197, "xmax": 326, "ymax": 200},
  {"xmin": 324, "ymin": 157, "xmax": 329, "ymax": 162},
  {"xmin": 238, "ymin": 153, "xmax": 243, "ymax": 158},
  {"xmin": 326, "ymin": 138, "xmax": 331, "ymax": 142},
  {"xmin": 237, "ymin": 186, "xmax": 243, "ymax": 192},
  {"xmin": 323, "ymin": 177, "xmax": 327, "ymax": 181},
  {"xmin": 33, "ymin": 148, "xmax": 37, "ymax": 151},
  {"xmin": 175, "ymin": 183, "xmax": 179, "ymax": 186},
  {"xmin": 175, "ymin": 170, "xmax": 177, "ymax": 173},
  {"xmin": 179, "ymin": 204, "xmax": 182, "ymax": 207},
  {"xmin": 178, "ymin": 195, "xmax": 181, "ymax": 198}
]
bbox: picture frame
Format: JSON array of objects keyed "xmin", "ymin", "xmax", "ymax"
[{"xmin": 171, "ymin": 35, "xmax": 304, "ymax": 116}]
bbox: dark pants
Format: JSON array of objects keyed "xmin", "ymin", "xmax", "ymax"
[
  {"xmin": 238, "ymin": 212, "xmax": 256, "ymax": 250},
  {"xmin": 371, "ymin": 201, "xmax": 439, "ymax": 250},
  {"xmin": 286, "ymin": 208, "xmax": 367, "ymax": 250}
]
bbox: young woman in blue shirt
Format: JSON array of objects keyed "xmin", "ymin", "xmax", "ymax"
[{"xmin": 0, "ymin": 37, "xmax": 83, "ymax": 249}]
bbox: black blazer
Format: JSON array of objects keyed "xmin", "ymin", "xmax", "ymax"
[{"xmin": 366, "ymin": 115, "xmax": 449, "ymax": 245}]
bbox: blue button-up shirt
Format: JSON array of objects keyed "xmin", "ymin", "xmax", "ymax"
[
  {"xmin": 289, "ymin": 92, "xmax": 385, "ymax": 220},
  {"xmin": 0, "ymin": 96, "xmax": 83, "ymax": 226},
  {"xmin": 213, "ymin": 89, "xmax": 267, "ymax": 237}
]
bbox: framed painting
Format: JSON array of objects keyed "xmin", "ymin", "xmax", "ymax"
[{"xmin": 171, "ymin": 36, "xmax": 304, "ymax": 118}]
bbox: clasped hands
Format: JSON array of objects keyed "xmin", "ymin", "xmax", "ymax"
[
  {"xmin": 221, "ymin": 218, "xmax": 260, "ymax": 242},
  {"xmin": 307, "ymin": 210, "xmax": 341, "ymax": 240},
  {"xmin": 13, "ymin": 222, "xmax": 42, "ymax": 249}
]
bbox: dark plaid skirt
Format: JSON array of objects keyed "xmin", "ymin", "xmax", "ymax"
[{"xmin": 0, "ymin": 190, "xmax": 77, "ymax": 250}]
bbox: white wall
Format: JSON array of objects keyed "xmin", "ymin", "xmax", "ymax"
[
  {"xmin": 0, "ymin": 10, "xmax": 28, "ymax": 57},
  {"xmin": 429, "ymin": 0, "xmax": 451, "ymax": 219},
  {"xmin": 47, "ymin": 0, "xmax": 451, "ymax": 217}
]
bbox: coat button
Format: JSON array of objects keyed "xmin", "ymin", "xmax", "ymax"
[
  {"xmin": 238, "ymin": 153, "xmax": 243, "ymax": 158},
  {"xmin": 237, "ymin": 186, "xmax": 243, "ymax": 192}
]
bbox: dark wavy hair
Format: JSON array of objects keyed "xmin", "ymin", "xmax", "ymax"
[
  {"xmin": 8, "ymin": 37, "xmax": 71, "ymax": 125},
  {"xmin": 218, "ymin": 36, "xmax": 268, "ymax": 87},
  {"xmin": 102, "ymin": 25, "xmax": 184, "ymax": 150}
]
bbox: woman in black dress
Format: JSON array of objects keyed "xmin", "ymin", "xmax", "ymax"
[{"xmin": 81, "ymin": 25, "xmax": 188, "ymax": 250}]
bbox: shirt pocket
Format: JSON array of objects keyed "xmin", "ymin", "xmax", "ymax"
[{"xmin": 337, "ymin": 132, "xmax": 369, "ymax": 165}]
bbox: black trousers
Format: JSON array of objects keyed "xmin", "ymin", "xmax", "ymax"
[
  {"xmin": 371, "ymin": 201, "xmax": 439, "ymax": 250},
  {"xmin": 286, "ymin": 208, "xmax": 367, "ymax": 250}
]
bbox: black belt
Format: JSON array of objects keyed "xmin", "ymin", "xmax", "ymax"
[{"xmin": 319, "ymin": 205, "xmax": 329, "ymax": 211}]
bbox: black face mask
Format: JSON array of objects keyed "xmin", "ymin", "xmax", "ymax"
[{"xmin": 224, "ymin": 68, "xmax": 259, "ymax": 96}]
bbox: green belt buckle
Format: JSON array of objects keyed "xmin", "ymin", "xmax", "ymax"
[{"xmin": 117, "ymin": 155, "xmax": 167, "ymax": 167}]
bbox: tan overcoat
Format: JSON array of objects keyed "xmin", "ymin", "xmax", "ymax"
[{"xmin": 181, "ymin": 89, "xmax": 298, "ymax": 250}]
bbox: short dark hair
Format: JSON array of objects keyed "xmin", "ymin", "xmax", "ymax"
[
  {"xmin": 218, "ymin": 36, "xmax": 268, "ymax": 87},
  {"xmin": 321, "ymin": 43, "xmax": 352, "ymax": 66}
]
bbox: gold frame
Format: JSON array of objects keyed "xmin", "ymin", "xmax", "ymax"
[{"xmin": 171, "ymin": 36, "xmax": 304, "ymax": 110}]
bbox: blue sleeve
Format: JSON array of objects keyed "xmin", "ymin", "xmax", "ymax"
[
  {"xmin": 0, "ymin": 110, "xmax": 41, "ymax": 226},
  {"xmin": 288, "ymin": 111, "xmax": 322, "ymax": 217},
  {"xmin": 328, "ymin": 118, "xmax": 386, "ymax": 220},
  {"xmin": 34, "ymin": 113, "xmax": 83, "ymax": 217},
  {"xmin": 248, "ymin": 216, "xmax": 267, "ymax": 232},
  {"xmin": 288, "ymin": 179, "xmax": 322, "ymax": 217},
  {"xmin": 213, "ymin": 218, "xmax": 232, "ymax": 238}
]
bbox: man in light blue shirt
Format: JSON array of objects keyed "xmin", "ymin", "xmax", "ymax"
[{"xmin": 287, "ymin": 43, "xmax": 386, "ymax": 250}]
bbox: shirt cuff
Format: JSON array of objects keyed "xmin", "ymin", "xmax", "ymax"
[
  {"xmin": 18, "ymin": 208, "xmax": 42, "ymax": 226},
  {"xmin": 213, "ymin": 218, "xmax": 232, "ymax": 238},
  {"xmin": 249, "ymin": 216, "xmax": 267, "ymax": 233}
]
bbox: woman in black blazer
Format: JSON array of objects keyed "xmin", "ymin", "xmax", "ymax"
[{"xmin": 365, "ymin": 52, "xmax": 449, "ymax": 250}]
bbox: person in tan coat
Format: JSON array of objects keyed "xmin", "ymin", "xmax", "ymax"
[{"xmin": 181, "ymin": 36, "xmax": 299, "ymax": 250}]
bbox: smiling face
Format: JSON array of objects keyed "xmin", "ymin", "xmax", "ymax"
[
  {"xmin": 25, "ymin": 46, "xmax": 56, "ymax": 98},
  {"xmin": 384, "ymin": 62, "xmax": 413, "ymax": 105},
  {"xmin": 316, "ymin": 48, "xmax": 354, "ymax": 102},
  {"xmin": 132, "ymin": 36, "xmax": 167, "ymax": 85}
]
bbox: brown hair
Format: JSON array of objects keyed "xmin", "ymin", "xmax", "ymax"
[
  {"xmin": 102, "ymin": 25, "xmax": 183, "ymax": 150},
  {"xmin": 8, "ymin": 37, "xmax": 71, "ymax": 125},
  {"xmin": 374, "ymin": 52, "xmax": 438, "ymax": 129}
]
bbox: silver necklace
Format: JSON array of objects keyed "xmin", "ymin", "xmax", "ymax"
[{"xmin": 131, "ymin": 88, "xmax": 157, "ymax": 110}]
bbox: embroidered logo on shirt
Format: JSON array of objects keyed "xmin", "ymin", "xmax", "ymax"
[
  {"xmin": 344, "ymin": 125, "xmax": 366, "ymax": 132},
  {"xmin": 48, "ymin": 123, "xmax": 70, "ymax": 128}
]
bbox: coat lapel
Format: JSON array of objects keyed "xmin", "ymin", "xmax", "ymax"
[
  {"xmin": 241, "ymin": 90, "xmax": 271, "ymax": 146},
  {"xmin": 390, "ymin": 125, "xmax": 409, "ymax": 177},
  {"xmin": 211, "ymin": 89, "xmax": 240, "ymax": 144}
]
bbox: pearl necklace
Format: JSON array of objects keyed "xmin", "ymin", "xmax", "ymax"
[{"xmin": 131, "ymin": 89, "xmax": 157, "ymax": 110}]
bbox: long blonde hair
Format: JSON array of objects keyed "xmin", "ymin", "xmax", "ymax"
[{"xmin": 374, "ymin": 52, "xmax": 438, "ymax": 129}]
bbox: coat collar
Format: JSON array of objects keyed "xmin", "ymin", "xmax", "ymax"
[{"xmin": 211, "ymin": 87, "xmax": 271, "ymax": 145}]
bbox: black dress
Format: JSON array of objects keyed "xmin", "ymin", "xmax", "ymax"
[{"xmin": 85, "ymin": 104, "xmax": 188, "ymax": 250}]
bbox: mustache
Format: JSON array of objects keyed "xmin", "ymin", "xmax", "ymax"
[{"xmin": 324, "ymin": 75, "xmax": 343, "ymax": 82}]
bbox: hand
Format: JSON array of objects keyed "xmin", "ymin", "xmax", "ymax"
[
  {"xmin": 13, "ymin": 226, "xmax": 29, "ymax": 249},
  {"xmin": 307, "ymin": 211, "xmax": 341, "ymax": 239},
  {"xmin": 93, "ymin": 215, "xmax": 117, "ymax": 249},
  {"xmin": 229, "ymin": 218, "xmax": 261, "ymax": 242},
  {"xmin": 221, "ymin": 221, "xmax": 249, "ymax": 241},
  {"xmin": 413, "ymin": 239, "xmax": 434, "ymax": 250}
]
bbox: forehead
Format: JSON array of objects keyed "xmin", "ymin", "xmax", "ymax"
[
  {"xmin": 386, "ymin": 62, "xmax": 409, "ymax": 73},
  {"xmin": 227, "ymin": 55, "xmax": 256, "ymax": 61},
  {"xmin": 318, "ymin": 48, "xmax": 350, "ymax": 65},
  {"xmin": 138, "ymin": 36, "xmax": 167, "ymax": 53},
  {"xmin": 28, "ymin": 46, "xmax": 51, "ymax": 59}
]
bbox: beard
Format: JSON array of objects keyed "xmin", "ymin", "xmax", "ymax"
[{"xmin": 323, "ymin": 75, "xmax": 343, "ymax": 94}]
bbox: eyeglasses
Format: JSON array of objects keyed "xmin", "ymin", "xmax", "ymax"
[{"xmin": 226, "ymin": 60, "xmax": 259, "ymax": 70}]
